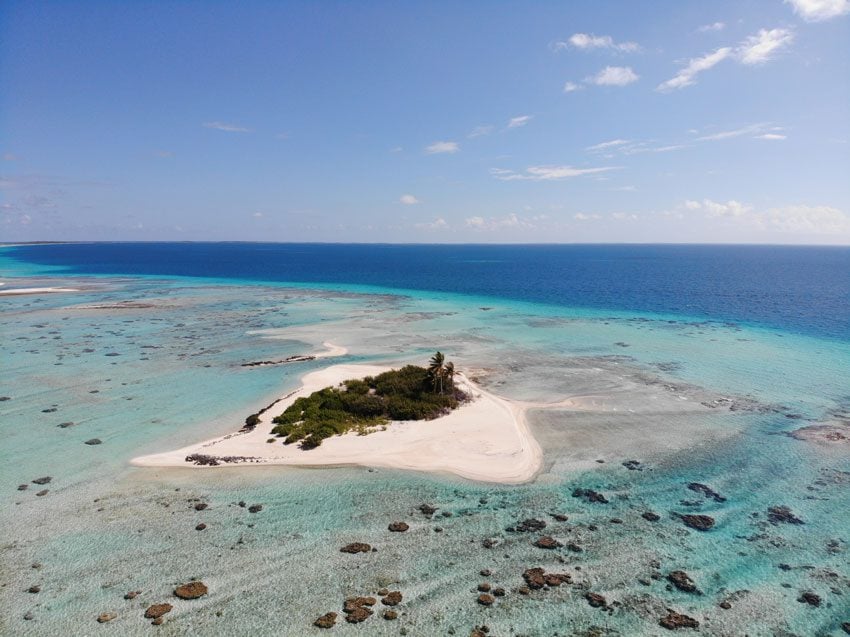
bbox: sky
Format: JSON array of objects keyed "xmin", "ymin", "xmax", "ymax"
[{"xmin": 1, "ymin": 0, "xmax": 849, "ymax": 244}]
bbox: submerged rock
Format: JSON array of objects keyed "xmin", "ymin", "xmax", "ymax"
[
  {"xmin": 585, "ymin": 592, "xmax": 607, "ymax": 608},
  {"xmin": 797, "ymin": 591, "xmax": 821, "ymax": 607},
  {"xmin": 419, "ymin": 504, "xmax": 438, "ymax": 516},
  {"xmin": 144, "ymin": 604, "xmax": 172, "ymax": 619},
  {"xmin": 642, "ymin": 511, "xmax": 661, "ymax": 522},
  {"xmin": 659, "ymin": 609, "xmax": 700, "ymax": 630},
  {"xmin": 174, "ymin": 581, "xmax": 208, "ymax": 599},
  {"xmin": 381, "ymin": 591, "xmax": 402, "ymax": 606},
  {"xmin": 514, "ymin": 518, "xmax": 547, "ymax": 532},
  {"xmin": 667, "ymin": 570, "xmax": 700, "ymax": 594},
  {"xmin": 96, "ymin": 612, "xmax": 117, "ymax": 623},
  {"xmin": 84, "ymin": 438, "xmax": 102, "ymax": 446},
  {"xmin": 388, "ymin": 521, "xmax": 409, "ymax": 532},
  {"xmin": 678, "ymin": 514, "xmax": 715, "ymax": 531},
  {"xmin": 341, "ymin": 542, "xmax": 372, "ymax": 554},
  {"xmin": 687, "ymin": 482, "xmax": 726, "ymax": 503},
  {"xmin": 124, "ymin": 591, "xmax": 140, "ymax": 600},
  {"xmin": 523, "ymin": 567, "xmax": 570, "ymax": 589},
  {"xmin": 767, "ymin": 505, "xmax": 804, "ymax": 525},
  {"xmin": 248, "ymin": 504, "xmax": 263, "ymax": 513},
  {"xmin": 383, "ymin": 609, "xmax": 398, "ymax": 620},
  {"xmin": 477, "ymin": 593, "xmax": 494, "ymax": 606},
  {"xmin": 314, "ymin": 612, "xmax": 337, "ymax": 628},
  {"xmin": 31, "ymin": 477, "xmax": 52, "ymax": 485},
  {"xmin": 534, "ymin": 536, "xmax": 562, "ymax": 549},
  {"xmin": 572, "ymin": 488, "xmax": 609, "ymax": 504}
]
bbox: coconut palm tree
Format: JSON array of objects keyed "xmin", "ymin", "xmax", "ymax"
[
  {"xmin": 428, "ymin": 351, "xmax": 445, "ymax": 394},
  {"xmin": 444, "ymin": 361, "xmax": 455, "ymax": 392}
]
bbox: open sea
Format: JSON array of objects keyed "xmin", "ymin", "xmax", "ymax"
[{"xmin": 1, "ymin": 243, "xmax": 848, "ymax": 636}]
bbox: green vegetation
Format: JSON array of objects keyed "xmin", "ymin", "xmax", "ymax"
[{"xmin": 271, "ymin": 353, "xmax": 465, "ymax": 449}]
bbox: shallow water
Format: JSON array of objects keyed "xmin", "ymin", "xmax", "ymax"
[{"xmin": 1, "ymin": 251, "xmax": 849, "ymax": 636}]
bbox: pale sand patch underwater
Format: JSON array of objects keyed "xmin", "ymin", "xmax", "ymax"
[{"xmin": 133, "ymin": 362, "xmax": 546, "ymax": 484}]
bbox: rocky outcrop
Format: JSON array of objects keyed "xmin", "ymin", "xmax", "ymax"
[
  {"xmin": 248, "ymin": 504, "xmax": 263, "ymax": 513},
  {"xmin": 419, "ymin": 504, "xmax": 437, "ymax": 516},
  {"xmin": 174, "ymin": 581, "xmax": 208, "ymax": 599},
  {"xmin": 97, "ymin": 612, "xmax": 117, "ymax": 623},
  {"xmin": 31, "ymin": 477, "xmax": 52, "ymax": 485},
  {"xmin": 84, "ymin": 438, "xmax": 102, "ymax": 445},
  {"xmin": 388, "ymin": 521, "xmax": 409, "ymax": 532},
  {"xmin": 642, "ymin": 511, "xmax": 661, "ymax": 522}
]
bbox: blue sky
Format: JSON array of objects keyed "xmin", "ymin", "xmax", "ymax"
[{"xmin": 1, "ymin": 0, "xmax": 849, "ymax": 243}]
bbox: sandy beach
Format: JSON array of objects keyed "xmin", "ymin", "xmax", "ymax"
[{"xmin": 132, "ymin": 361, "xmax": 544, "ymax": 484}]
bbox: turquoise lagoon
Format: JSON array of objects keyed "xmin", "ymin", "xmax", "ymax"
[{"xmin": 0, "ymin": 247, "xmax": 849, "ymax": 636}]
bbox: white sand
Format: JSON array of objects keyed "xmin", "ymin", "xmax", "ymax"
[
  {"xmin": 0, "ymin": 286, "xmax": 79, "ymax": 296},
  {"xmin": 132, "ymin": 362, "xmax": 543, "ymax": 484}
]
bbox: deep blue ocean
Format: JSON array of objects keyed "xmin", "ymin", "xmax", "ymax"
[{"xmin": 4, "ymin": 242, "xmax": 849, "ymax": 340}]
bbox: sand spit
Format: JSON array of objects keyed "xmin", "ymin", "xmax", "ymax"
[
  {"xmin": 132, "ymin": 360, "xmax": 544, "ymax": 485},
  {"xmin": 0, "ymin": 286, "xmax": 79, "ymax": 296}
]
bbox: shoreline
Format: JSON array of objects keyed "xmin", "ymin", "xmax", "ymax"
[{"xmin": 132, "ymin": 358, "xmax": 545, "ymax": 485}]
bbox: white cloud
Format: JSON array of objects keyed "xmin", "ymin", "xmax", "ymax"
[
  {"xmin": 687, "ymin": 199, "xmax": 850, "ymax": 234},
  {"xmin": 612, "ymin": 211, "xmax": 639, "ymax": 219},
  {"xmin": 702, "ymin": 199, "xmax": 753, "ymax": 217},
  {"xmin": 492, "ymin": 165, "xmax": 618, "ymax": 181},
  {"xmin": 562, "ymin": 81, "xmax": 582, "ymax": 93},
  {"xmin": 425, "ymin": 141, "xmax": 459, "ymax": 154},
  {"xmin": 468, "ymin": 125, "xmax": 494, "ymax": 138},
  {"xmin": 755, "ymin": 133, "xmax": 787, "ymax": 140},
  {"xmin": 696, "ymin": 123, "xmax": 768, "ymax": 141},
  {"xmin": 656, "ymin": 47, "xmax": 733, "ymax": 91},
  {"xmin": 698, "ymin": 22, "xmax": 726, "ymax": 32},
  {"xmin": 252, "ymin": 212, "xmax": 264, "ymax": 218},
  {"xmin": 573, "ymin": 212, "xmax": 602, "ymax": 221},
  {"xmin": 764, "ymin": 205, "xmax": 849, "ymax": 233},
  {"xmin": 399, "ymin": 194, "xmax": 421, "ymax": 205},
  {"xmin": 203, "ymin": 121, "xmax": 251, "ymax": 133},
  {"xmin": 737, "ymin": 28, "xmax": 794, "ymax": 65},
  {"xmin": 415, "ymin": 217, "xmax": 448, "ymax": 230},
  {"xmin": 587, "ymin": 139, "xmax": 631, "ymax": 151},
  {"xmin": 785, "ymin": 0, "xmax": 850, "ymax": 21},
  {"xmin": 557, "ymin": 33, "xmax": 641, "ymax": 53},
  {"xmin": 587, "ymin": 66, "xmax": 639, "ymax": 86},
  {"xmin": 507, "ymin": 115, "xmax": 533, "ymax": 128},
  {"xmin": 465, "ymin": 213, "xmax": 534, "ymax": 230}
]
